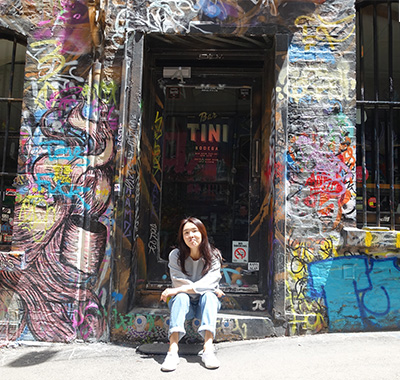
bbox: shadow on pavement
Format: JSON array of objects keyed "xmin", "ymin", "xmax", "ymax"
[{"xmin": 6, "ymin": 350, "xmax": 59, "ymax": 367}]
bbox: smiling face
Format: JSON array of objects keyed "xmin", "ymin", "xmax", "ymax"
[{"xmin": 182, "ymin": 222, "xmax": 203, "ymax": 251}]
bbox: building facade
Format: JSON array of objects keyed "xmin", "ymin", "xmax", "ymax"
[{"xmin": 1, "ymin": 0, "xmax": 399, "ymax": 343}]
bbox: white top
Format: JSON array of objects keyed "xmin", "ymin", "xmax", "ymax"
[{"xmin": 168, "ymin": 248, "xmax": 222, "ymax": 299}]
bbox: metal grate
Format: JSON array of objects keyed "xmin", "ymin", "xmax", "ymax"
[
  {"xmin": 0, "ymin": 31, "xmax": 26, "ymax": 246},
  {"xmin": 356, "ymin": 0, "xmax": 400, "ymax": 230}
]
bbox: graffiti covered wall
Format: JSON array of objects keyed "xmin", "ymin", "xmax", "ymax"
[
  {"xmin": 0, "ymin": 0, "xmax": 122, "ymax": 342},
  {"xmin": 284, "ymin": 0, "xmax": 358, "ymax": 334},
  {"xmin": 2, "ymin": 0, "xmax": 393, "ymax": 344}
]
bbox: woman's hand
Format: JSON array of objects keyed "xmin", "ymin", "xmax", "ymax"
[
  {"xmin": 160, "ymin": 288, "xmax": 178, "ymax": 303},
  {"xmin": 215, "ymin": 288, "xmax": 225, "ymax": 298},
  {"xmin": 160, "ymin": 285, "xmax": 195, "ymax": 302}
]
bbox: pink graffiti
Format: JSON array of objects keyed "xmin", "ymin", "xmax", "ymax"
[
  {"xmin": 34, "ymin": 0, "xmax": 93, "ymax": 55},
  {"xmin": 72, "ymin": 301, "xmax": 102, "ymax": 340}
]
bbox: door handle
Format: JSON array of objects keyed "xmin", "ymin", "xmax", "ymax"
[{"xmin": 253, "ymin": 139, "xmax": 260, "ymax": 178}]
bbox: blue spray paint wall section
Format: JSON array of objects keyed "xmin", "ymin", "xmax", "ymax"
[
  {"xmin": 308, "ymin": 256, "xmax": 400, "ymax": 332},
  {"xmin": 1, "ymin": 0, "xmax": 400, "ymax": 344},
  {"xmin": 307, "ymin": 228, "xmax": 400, "ymax": 332}
]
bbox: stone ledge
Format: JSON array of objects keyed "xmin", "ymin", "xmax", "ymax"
[
  {"xmin": 341, "ymin": 227, "xmax": 400, "ymax": 252},
  {"xmin": 112, "ymin": 307, "xmax": 280, "ymax": 344}
]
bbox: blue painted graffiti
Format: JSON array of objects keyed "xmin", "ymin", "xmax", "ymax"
[
  {"xmin": 111, "ymin": 292, "xmax": 123, "ymax": 302},
  {"xmin": 43, "ymin": 143, "xmax": 89, "ymax": 166},
  {"xmin": 221, "ymin": 267, "xmax": 242, "ymax": 286},
  {"xmin": 308, "ymin": 256, "xmax": 400, "ymax": 332},
  {"xmin": 195, "ymin": 0, "xmax": 227, "ymax": 19},
  {"xmin": 35, "ymin": 173, "xmax": 92, "ymax": 210},
  {"xmin": 289, "ymin": 44, "xmax": 336, "ymax": 65}
]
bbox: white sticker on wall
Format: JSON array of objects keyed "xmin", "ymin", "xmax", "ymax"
[
  {"xmin": 248, "ymin": 262, "xmax": 259, "ymax": 271},
  {"xmin": 232, "ymin": 241, "xmax": 249, "ymax": 263}
]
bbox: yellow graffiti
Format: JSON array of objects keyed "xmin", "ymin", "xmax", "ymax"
[
  {"xmin": 318, "ymin": 237, "xmax": 339, "ymax": 259},
  {"xmin": 30, "ymin": 39, "xmax": 66, "ymax": 106},
  {"xmin": 36, "ymin": 81, "xmax": 59, "ymax": 107},
  {"xmin": 31, "ymin": 39, "xmax": 65, "ymax": 82},
  {"xmin": 289, "ymin": 237, "xmax": 338, "ymax": 269},
  {"xmin": 152, "ymin": 111, "xmax": 163, "ymax": 176},
  {"xmin": 287, "ymin": 272, "xmax": 327, "ymax": 334},
  {"xmin": 81, "ymin": 80, "xmax": 118, "ymax": 104},
  {"xmin": 231, "ymin": 319, "xmax": 248, "ymax": 339},
  {"xmin": 217, "ymin": 318, "xmax": 248, "ymax": 339},
  {"xmin": 396, "ymin": 233, "xmax": 400, "ymax": 249},
  {"xmin": 287, "ymin": 295, "xmax": 327, "ymax": 335},
  {"xmin": 295, "ymin": 14, "xmax": 356, "ymax": 51},
  {"xmin": 53, "ymin": 164, "xmax": 72, "ymax": 184},
  {"xmin": 17, "ymin": 195, "xmax": 57, "ymax": 242},
  {"xmin": 96, "ymin": 188, "xmax": 110, "ymax": 197},
  {"xmin": 365, "ymin": 231, "xmax": 372, "ymax": 247},
  {"xmin": 286, "ymin": 237, "xmax": 339, "ymax": 334}
]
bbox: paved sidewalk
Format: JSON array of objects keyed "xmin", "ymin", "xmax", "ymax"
[{"xmin": 1, "ymin": 331, "xmax": 400, "ymax": 380}]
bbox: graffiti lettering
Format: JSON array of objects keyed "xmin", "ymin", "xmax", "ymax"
[
  {"xmin": 295, "ymin": 14, "xmax": 356, "ymax": 51},
  {"xmin": 148, "ymin": 224, "xmax": 158, "ymax": 255},
  {"xmin": 152, "ymin": 111, "xmax": 163, "ymax": 176},
  {"xmin": 35, "ymin": 174, "xmax": 91, "ymax": 210}
]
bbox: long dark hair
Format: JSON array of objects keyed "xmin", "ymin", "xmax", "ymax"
[{"xmin": 177, "ymin": 217, "xmax": 220, "ymax": 276}]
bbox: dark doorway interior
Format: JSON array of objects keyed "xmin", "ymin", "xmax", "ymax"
[{"xmin": 133, "ymin": 34, "xmax": 274, "ymax": 312}]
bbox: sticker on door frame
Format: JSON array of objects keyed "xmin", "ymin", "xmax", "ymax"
[{"xmin": 232, "ymin": 241, "xmax": 249, "ymax": 263}]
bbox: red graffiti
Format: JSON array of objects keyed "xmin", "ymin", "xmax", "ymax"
[{"xmin": 304, "ymin": 173, "xmax": 345, "ymax": 207}]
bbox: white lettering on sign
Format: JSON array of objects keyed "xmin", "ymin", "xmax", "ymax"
[
  {"xmin": 232, "ymin": 241, "xmax": 249, "ymax": 263},
  {"xmin": 248, "ymin": 262, "xmax": 259, "ymax": 271}
]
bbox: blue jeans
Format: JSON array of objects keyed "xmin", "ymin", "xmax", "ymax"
[{"xmin": 168, "ymin": 292, "xmax": 221, "ymax": 341}]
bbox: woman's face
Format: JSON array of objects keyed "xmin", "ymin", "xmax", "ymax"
[{"xmin": 182, "ymin": 222, "xmax": 202, "ymax": 250}]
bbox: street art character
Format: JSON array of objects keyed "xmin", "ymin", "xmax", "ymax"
[{"xmin": 0, "ymin": 99, "xmax": 114, "ymax": 342}]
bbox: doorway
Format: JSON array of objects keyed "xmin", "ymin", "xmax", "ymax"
[{"xmin": 135, "ymin": 34, "xmax": 274, "ymax": 311}]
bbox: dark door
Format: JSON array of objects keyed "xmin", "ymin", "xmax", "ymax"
[{"xmin": 136, "ymin": 35, "xmax": 272, "ymax": 311}]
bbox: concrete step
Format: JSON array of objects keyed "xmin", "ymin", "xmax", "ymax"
[{"xmin": 115, "ymin": 308, "xmax": 282, "ymax": 344}]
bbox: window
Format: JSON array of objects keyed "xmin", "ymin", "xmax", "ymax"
[
  {"xmin": 356, "ymin": 0, "xmax": 400, "ymax": 229},
  {"xmin": 0, "ymin": 30, "xmax": 26, "ymax": 248}
]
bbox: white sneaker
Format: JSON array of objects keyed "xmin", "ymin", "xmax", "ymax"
[
  {"xmin": 161, "ymin": 352, "xmax": 180, "ymax": 372},
  {"xmin": 201, "ymin": 350, "xmax": 220, "ymax": 369}
]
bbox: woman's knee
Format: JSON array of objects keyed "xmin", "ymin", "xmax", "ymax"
[
  {"xmin": 170, "ymin": 292, "xmax": 191, "ymax": 310},
  {"xmin": 199, "ymin": 292, "xmax": 219, "ymax": 307}
]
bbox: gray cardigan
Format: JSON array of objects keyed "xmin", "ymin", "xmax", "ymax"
[{"xmin": 168, "ymin": 248, "xmax": 221, "ymax": 299}]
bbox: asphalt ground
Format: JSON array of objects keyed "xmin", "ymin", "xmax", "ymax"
[{"xmin": 1, "ymin": 331, "xmax": 400, "ymax": 380}]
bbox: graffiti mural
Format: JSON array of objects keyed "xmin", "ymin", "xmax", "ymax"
[
  {"xmin": 284, "ymin": 0, "xmax": 358, "ymax": 334},
  {"xmin": 0, "ymin": 92, "xmax": 116, "ymax": 341},
  {"xmin": 0, "ymin": 0, "xmax": 119, "ymax": 342},
  {"xmin": 0, "ymin": 0, "xmax": 372, "ymax": 344},
  {"xmin": 308, "ymin": 255, "xmax": 400, "ymax": 332}
]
